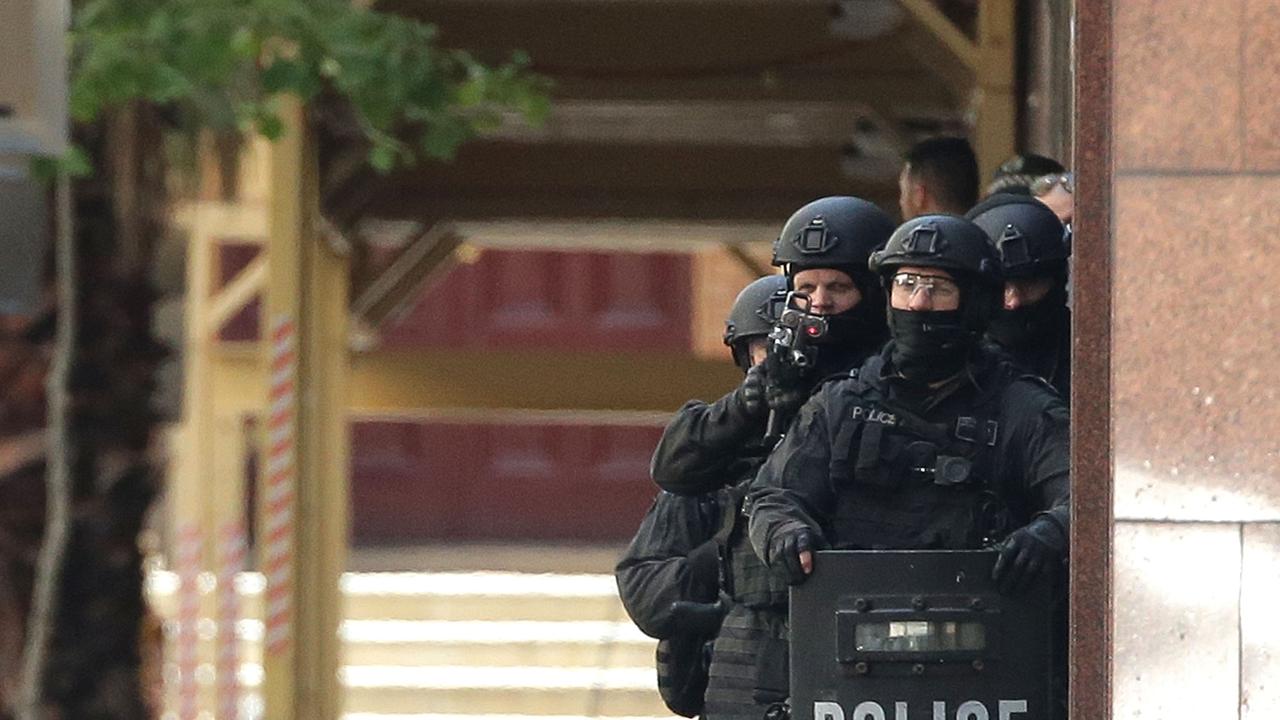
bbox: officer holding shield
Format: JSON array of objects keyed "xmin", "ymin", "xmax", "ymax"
[{"xmin": 747, "ymin": 214, "xmax": 1070, "ymax": 594}]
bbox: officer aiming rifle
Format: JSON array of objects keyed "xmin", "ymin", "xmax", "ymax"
[
  {"xmin": 762, "ymin": 291, "xmax": 828, "ymax": 444},
  {"xmin": 679, "ymin": 197, "xmax": 897, "ymax": 720},
  {"xmin": 758, "ymin": 195, "xmax": 901, "ymax": 450},
  {"xmin": 636, "ymin": 197, "xmax": 898, "ymax": 720}
]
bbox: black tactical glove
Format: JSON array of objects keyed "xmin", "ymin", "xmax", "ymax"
[
  {"xmin": 769, "ymin": 527, "xmax": 815, "ymax": 585},
  {"xmin": 992, "ymin": 514, "xmax": 1067, "ymax": 595},
  {"xmin": 762, "ymin": 379, "xmax": 808, "ymax": 444},
  {"xmin": 764, "ymin": 378, "xmax": 807, "ymax": 420},
  {"xmin": 733, "ymin": 363, "xmax": 769, "ymax": 419}
]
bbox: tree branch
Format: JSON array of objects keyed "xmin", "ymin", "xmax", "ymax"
[{"xmin": 16, "ymin": 173, "xmax": 76, "ymax": 720}]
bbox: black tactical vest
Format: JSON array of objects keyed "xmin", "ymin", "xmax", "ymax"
[
  {"xmin": 724, "ymin": 520, "xmax": 791, "ymax": 608},
  {"xmin": 702, "ymin": 480, "xmax": 787, "ymax": 609},
  {"xmin": 723, "ymin": 370, "xmax": 855, "ymax": 610},
  {"xmin": 826, "ymin": 355, "xmax": 1023, "ymax": 551}
]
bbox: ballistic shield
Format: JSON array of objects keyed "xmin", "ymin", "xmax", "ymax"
[{"xmin": 790, "ymin": 550, "xmax": 1058, "ymax": 720}]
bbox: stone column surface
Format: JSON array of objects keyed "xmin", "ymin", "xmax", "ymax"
[{"xmin": 1108, "ymin": 1, "xmax": 1280, "ymax": 717}]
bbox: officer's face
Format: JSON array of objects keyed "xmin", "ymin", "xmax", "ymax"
[
  {"xmin": 890, "ymin": 265, "xmax": 962, "ymax": 312},
  {"xmin": 792, "ymin": 268, "xmax": 862, "ymax": 316},
  {"xmin": 1004, "ymin": 276, "xmax": 1054, "ymax": 309},
  {"xmin": 747, "ymin": 337, "xmax": 769, "ymax": 367}
]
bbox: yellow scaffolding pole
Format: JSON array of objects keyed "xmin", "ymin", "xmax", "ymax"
[
  {"xmin": 172, "ymin": 131, "xmax": 274, "ymax": 716},
  {"xmin": 295, "ymin": 211, "xmax": 351, "ymax": 720},
  {"xmin": 973, "ymin": 0, "xmax": 1018, "ymax": 183},
  {"xmin": 898, "ymin": 0, "xmax": 1017, "ymax": 183},
  {"xmin": 259, "ymin": 94, "xmax": 349, "ymax": 720},
  {"xmin": 260, "ymin": 95, "xmax": 304, "ymax": 720},
  {"xmin": 173, "ymin": 196, "xmax": 219, "ymax": 719}
]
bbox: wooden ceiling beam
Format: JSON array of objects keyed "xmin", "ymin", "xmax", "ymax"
[
  {"xmin": 485, "ymin": 99, "xmax": 879, "ymax": 147},
  {"xmin": 897, "ymin": 0, "xmax": 980, "ymax": 73},
  {"xmin": 895, "ymin": 0, "xmax": 979, "ymax": 103}
]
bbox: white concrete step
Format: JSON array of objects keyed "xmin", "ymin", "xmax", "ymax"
[
  {"xmin": 344, "ymin": 572, "xmax": 628, "ymax": 622},
  {"xmin": 222, "ymin": 665, "xmax": 670, "ymax": 715},
  {"xmin": 344, "ymin": 715, "xmax": 673, "ymax": 720},
  {"xmin": 341, "ymin": 666, "xmax": 668, "ymax": 716},
  {"xmin": 222, "ymin": 618, "xmax": 657, "ymax": 667},
  {"xmin": 341, "ymin": 620, "xmax": 655, "ymax": 668},
  {"xmin": 202, "ymin": 665, "xmax": 673, "ymax": 718},
  {"xmin": 148, "ymin": 570, "xmax": 629, "ymax": 622},
  {"xmin": 149, "ymin": 568, "xmax": 674, "ymax": 718}
]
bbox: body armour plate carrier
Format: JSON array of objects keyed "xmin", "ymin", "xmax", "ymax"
[
  {"xmin": 717, "ymin": 483, "xmax": 792, "ymax": 609},
  {"xmin": 826, "ymin": 356, "xmax": 1023, "ymax": 551}
]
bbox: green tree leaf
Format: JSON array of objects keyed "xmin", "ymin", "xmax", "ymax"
[{"xmin": 67, "ymin": 0, "xmax": 551, "ymax": 174}]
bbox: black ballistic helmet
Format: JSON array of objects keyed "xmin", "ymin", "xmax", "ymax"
[
  {"xmin": 869, "ymin": 214, "xmax": 1003, "ymax": 331},
  {"xmin": 870, "ymin": 215, "xmax": 1002, "ymax": 285},
  {"xmin": 772, "ymin": 196, "xmax": 896, "ymax": 283},
  {"xmin": 723, "ymin": 274, "xmax": 788, "ymax": 369},
  {"xmin": 965, "ymin": 194, "xmax": 1069, "ymax": 279}
]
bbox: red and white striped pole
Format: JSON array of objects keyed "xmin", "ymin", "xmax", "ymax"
[
  {"xmin": 264, "ymin": 316, "xmax": 297, "ymax": 657},
  {"xmin": 175, "ymin": 524, "xmax": 203, "ymax": 720},
  {"xmin": 215, "ymin": 520, "xmax": 247, "ymax": 719}
]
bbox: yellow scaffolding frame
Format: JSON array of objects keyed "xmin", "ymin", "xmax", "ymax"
[
  {"xmin": 899, "ymin": 0, "xmax": 1018, "ymax": 181},
  {"xmin": 170, "ymin": 99, "xmax": 349, "ymax": 719},
  {"xmin": 162, "ymin": 6, "xmax": 1020, "ymax": 715}
]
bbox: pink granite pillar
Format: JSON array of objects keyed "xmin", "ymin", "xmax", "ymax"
[{"xmin": 1075, "ymin": 1, "xmax": 1280, "ymax": 717}]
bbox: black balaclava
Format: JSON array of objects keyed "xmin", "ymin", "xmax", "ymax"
[
  {"xmin": 885, "ymin": 275, "xmax": 988, "ymax": 384},
  {"xmin": 887, "ymin": 309, "xmax": 972, "ymax": 383},
  {"xmin": 987, "ymin": 281, "xmax": 1068, "ymax": 350}
]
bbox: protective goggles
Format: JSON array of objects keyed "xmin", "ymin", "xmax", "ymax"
[
  {"xmin": 1031, "ymin": 172, "xmax": 1074, "ymax": 196},
  {"xmin": 890, "ymin": 272, "xmax": 960, "ymax": 302}
]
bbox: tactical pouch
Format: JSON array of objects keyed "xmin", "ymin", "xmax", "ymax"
[
  {"xmin": 752, "ymin": 635, "xmax": 791, "ymax": 705},
  {"xmin": 728, "ymin": 530, "xmax": 791, "ymax": 608},
  {"xmin": 656, "ymin": 635, "xmax": 713, "ymax": 718},
  {"xmin": 852, "ymin": 422, "xmax": 899, "ymax": 488},
  {"xmin": 828, "ymin": 419, "xmax": 859, "ymax": 482}
]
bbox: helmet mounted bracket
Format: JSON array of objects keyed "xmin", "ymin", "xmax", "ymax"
[
  {"xmin": 792, "ymin": 216, "xmax": 841, "ymax": 255},
  {"xmin": 997, "ymin": 224, "xmax": 1032, "ymax": 270},
  {"xmin": 901, "ymin": 223, "xmax": 949, "ymax": 256}
]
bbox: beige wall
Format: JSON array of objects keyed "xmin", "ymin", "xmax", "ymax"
[{"xmin": 1110, "ymin": 1, "xmax": 1280, "ymax": 716}]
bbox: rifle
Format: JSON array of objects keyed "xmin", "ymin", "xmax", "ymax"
[{"xmin": 763, "ymin": 291, "xmax": 827, "ymax": 445}]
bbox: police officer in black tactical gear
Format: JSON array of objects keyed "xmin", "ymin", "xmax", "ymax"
[
  {"xmin": 616, "ymin": 274, "xmax": 787, "ymax": 718},
  {"xmin": 645, "ymin": 275, "xmax": 786, "ymax": 499},
  {"xmin": 760, "ymin": 196, "xmax": 896, "ymax": 428},
  {"xmin": 967, "ymin": 194, "xmax": 1072, "ymax": 397},
  {"xmin": 747, "ymin": 213, "xmax": 1070, "ymax": 597},
  {"xmin": 643, "ymin": 197, "xmax": 895, "ymax": 720}
]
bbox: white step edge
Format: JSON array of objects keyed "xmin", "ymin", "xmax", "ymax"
[
  {"xmin": 148, "ymin": 570, "xmax": 620, "ymax": 597},
  {"xmin": 343, "ymin": 665, "xmax": 657, "ymax": 690},
  {"xmin": 343, "ymin": 716, "xmax": 671, "ymax": 720},
  {"xmin": 224, "ymin": 619, "xmax": 650, "ymax": 644},
  {"xmin": 344, "ymin": 572, "xmax": 618, "ymax": 597},
  {"xmin": 225, "ymin": 664, "xmax": 658, "ymax": 690}
]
